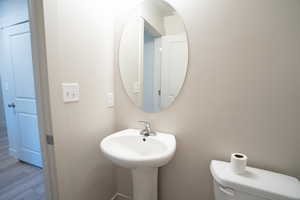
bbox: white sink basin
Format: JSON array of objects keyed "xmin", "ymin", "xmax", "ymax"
[
  {"xmin": 100, "ymin": 129, "xmax": 176, "ymax": 168},
  {"xmin": 100, "ymin": 129, "xmax": 176, "ymax": 200}
]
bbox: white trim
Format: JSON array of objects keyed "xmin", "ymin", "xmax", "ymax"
[
  {"xmin": 28, "ymin": 1, "xmax": 59, "ymax": 200},
  {"xmin": 111, "ymin": 193, "xmax": 131, "ymax": 200}
]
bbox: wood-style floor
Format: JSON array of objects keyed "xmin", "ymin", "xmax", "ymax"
[{"xmin": 0, "ymin": 127, "xmax": 46, "ymax": 200}]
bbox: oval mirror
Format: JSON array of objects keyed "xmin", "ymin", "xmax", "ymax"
[{"xmin": 119, "ymin": 0, "xmax": 189, "ymax": 112}]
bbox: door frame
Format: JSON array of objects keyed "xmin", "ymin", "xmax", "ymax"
[
  {"xmin": 0, "ymin": 0, "xmax": 58, "ymax": 199},
  {"xmin": 27, "ymin": 1, "xmax": 59, "ymax": 199}
]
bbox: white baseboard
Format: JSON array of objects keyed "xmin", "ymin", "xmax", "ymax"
[{"xmin": 111, "ymin": 193, "xmax": 131, "ymax": 200}]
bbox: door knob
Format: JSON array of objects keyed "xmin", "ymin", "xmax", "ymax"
[{"xmin": 8, "ymin": 103, "xmax": 16, "ymax": 108}]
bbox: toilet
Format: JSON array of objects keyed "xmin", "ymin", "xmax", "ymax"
[{"xmin": 210, "ymin": 160, "xmax": 300, "ymax": 200}]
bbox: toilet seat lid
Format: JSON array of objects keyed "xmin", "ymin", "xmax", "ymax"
[{"xmin": 210, "ymin": 160, "xmax": 300, "ymax": 200}]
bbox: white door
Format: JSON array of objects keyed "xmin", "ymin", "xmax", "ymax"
[
  {"xmin": 1, "ymin": 22, "xmax": 42, "ymax": 167},
  {"xmin": 161, "ymin": 34, "xmax": 188, "ymax": 108}
]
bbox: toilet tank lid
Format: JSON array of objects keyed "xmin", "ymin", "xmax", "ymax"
[{"xmin": 210, "ymin": 160, "xmax": 300, "ymax": 200}]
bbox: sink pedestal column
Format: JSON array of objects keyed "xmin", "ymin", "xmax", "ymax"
[{"xmin": 132, "ymin": 167, "xmax": 158, "ymax": 200}]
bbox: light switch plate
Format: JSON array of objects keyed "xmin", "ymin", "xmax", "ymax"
[
  {"xmin": 107, "ymin": 92, "xmax": 114, "ymax": 107},
  {"xmin": 62, "ymin": 83, "xmax": 80, "ymax": 103}
]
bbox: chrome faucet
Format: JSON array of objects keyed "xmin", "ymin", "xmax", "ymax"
[{"xmin": 138, "ymin": 121, "xmax": 156, "ymax": 137}]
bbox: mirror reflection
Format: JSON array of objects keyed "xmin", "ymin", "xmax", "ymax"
[{"xmin": 119, "ymin": 0, "xmax": 188, "ymax": 112}]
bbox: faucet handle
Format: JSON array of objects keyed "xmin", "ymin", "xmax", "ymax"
[
  {"xmin": 138, "ymin": 121, "xmax": 156, "ymax": 136},
  {"xmin": 138, "ymin": 120, "xmax": 151, "ymax": 129}
]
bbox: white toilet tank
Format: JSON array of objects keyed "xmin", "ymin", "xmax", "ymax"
[{"xmin": 210, "ymin": 160, "xmax": 300, "ymax": 200}]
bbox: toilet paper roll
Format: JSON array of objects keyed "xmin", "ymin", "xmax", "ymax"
[{"xmin": 230, "ymin": 153, "xmax": 248, "ymax": 174}]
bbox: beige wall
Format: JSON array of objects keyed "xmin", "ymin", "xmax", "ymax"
[
  {"xmin": 164, "ymin": 15, "xmax": 185, "ymax": 35},
  {"xmin": 42, "ymin": 0, "xmax": 116, "ymax": 199},
  {"xmin": 41, "ymin": 0, "xmax": 300, "ymax": 199},
  {"xmin": 115, "ymin": 0, "xmax": 300, "ymax": 200}
]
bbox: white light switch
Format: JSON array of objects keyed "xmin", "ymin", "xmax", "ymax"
[
  {"xmin": 62, "ymin": 83, "xmax": 80, "ymax": 103},
  {"xmin": 107, "ymin": 92, "xmax": 114, "ymax": 107}
]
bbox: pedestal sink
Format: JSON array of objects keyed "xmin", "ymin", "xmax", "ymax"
[{"xmin": 100, "ymin": 129, "xmax": 176, "ymax": 200}]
